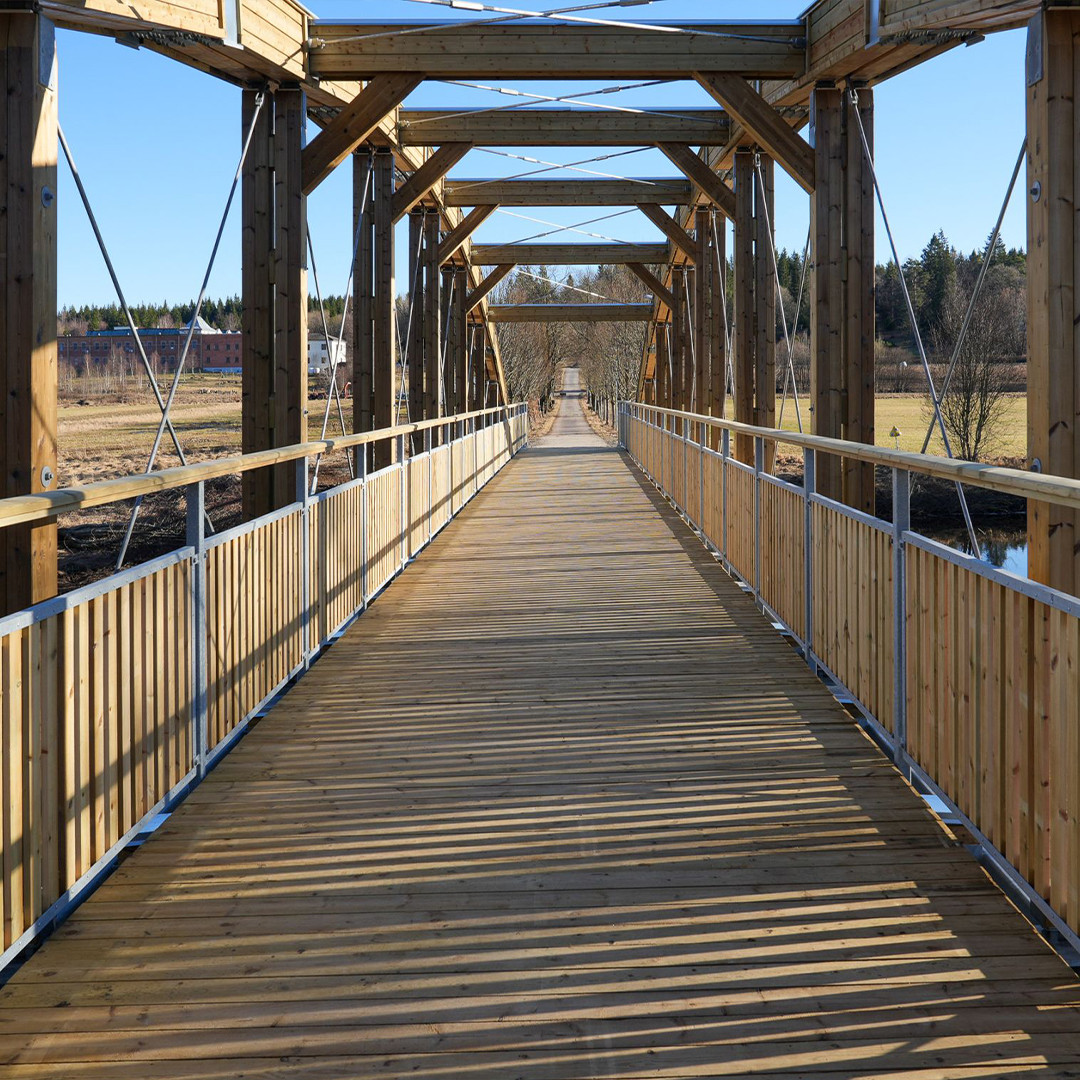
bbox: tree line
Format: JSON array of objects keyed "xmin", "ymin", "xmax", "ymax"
[{"xmin": 57, "ymin": 295, "xmax": 349, "ymax": 337}]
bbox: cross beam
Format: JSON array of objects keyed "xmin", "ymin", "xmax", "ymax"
[
  {"xmin": 307, "ymin": 22, "xmax": 807, "ymax": 81},
  {"xmin": 489, "ymin": 304, "xmax": 652, "ymax": 323},
  {"xmin": 445, "ymin": 179, "xmax": 692, "ymax": 207},
  {"xmin": 398, "ymin": 108, "xmax": 731, "ymax": 147},
  {"xmin": 391, "ymin": 143, "xmax": 472, "ymax": 222},
  {"xmin": 695, "ymin": 72, "xmax": 815, "ymax": 192},
  {"xmin": 473, "ymin": 243, "xmax": 669, "ymax": 265}
]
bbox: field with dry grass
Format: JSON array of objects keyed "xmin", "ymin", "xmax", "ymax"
[{"xmin": 55, "ymin": 377, "xmax": 1028, "ymax": 590}]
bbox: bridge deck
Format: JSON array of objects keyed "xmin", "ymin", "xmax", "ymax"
[{"xmin": 3, "ymin": 390, "xmax": 1080, "ymax": 1077}]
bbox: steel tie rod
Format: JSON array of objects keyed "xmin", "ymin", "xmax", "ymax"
[
  {"xmin": 58, "ymin": 124, "xmax": 215, "ymax": 550},
  {"xmin": 113, "ymin": 91, "xmax": 267, "ymax": 567},
  {"xmin": 849, "ymin": 89, "xmax": 981, "ymax": 559}
]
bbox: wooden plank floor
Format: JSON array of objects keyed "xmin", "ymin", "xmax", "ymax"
[{"xmin": 3, "ymin": 384, "xmax": 1080, "ymax": 1077}]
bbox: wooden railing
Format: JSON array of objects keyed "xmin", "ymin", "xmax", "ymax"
[
  {"xmin": 621, "ymin": 402, "xmax": 1080, "ymax": 949},
  {"xmin": 0, "ymin": 404, "xmax": 528, "ymax": 967}
]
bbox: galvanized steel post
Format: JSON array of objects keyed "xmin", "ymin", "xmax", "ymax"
[
  {"xmin": 892, "ymin": 467, "xmax": 912, "ymax": 774},
  {"xmin": 185, "ymin": 480, "xmax": 208, "ymax": 778},
  {"xmin": 296, "ymin": 457, "xmax": 311, "ymax": 669},
  {"xmin": 754, "ymin": 436, "xmax": 763, "ymax": 602},
  {"xmin": 803, "ymin": 447, "xmax": 816, "ymax": 669}
]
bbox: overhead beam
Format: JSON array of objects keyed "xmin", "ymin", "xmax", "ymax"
[
  {"xmin": 392, "ymin": 143, "xmax": 472, "ymax": 222},
  {"xmin": 473, "ymin": 243, "xmax": 669, "ymax": 265},
  {"xmin": 489, "ymin": 304, "xmax": 653, "ymax": 323},
  {"xmin": 438, "ymin": 205, "xmax": 497, "ymax": 264},
  {"xmin": 639, "ymin": 205, "xmax": 697, "ymax": 263},
  {"xmin": 307, "ymin": 22, "xmax": 807, "ymax": 81},
  {"xmin": 695, "ymin": 72, "xmax": 815, "ymax": 193},
  {"xmin": 301, "ymin": 74, "xmax": 422, "ymax": 195},
  {"xmin": 658, "ymin": 144, "xmax": 737, "ymax": 219},
  {"xmin": 467, "ymin": 264, "xmax": 515, "ymax": 312},
  {"xmin": 627, "ymin": 263, "xmax": 675, "ymax": 311},
  {"xmin": 398, "ymin": 108, "xmax": 730, "ymax": 147},
  {"xmin": 445, "ymin": 178, "xmax": 692, "ymax": 207}
]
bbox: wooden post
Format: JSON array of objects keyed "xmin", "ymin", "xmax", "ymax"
[
  {"xmin": 441, "ymin": 267, "xmax": 454, "ymax": 416},
  {"xmin": 372, "ymin": 148, "xmax": 396, "ymax": 468},
  {"xmin": 754, "ymin": 153, "xmax": 776, "ymax": 471},
  {"xmin": 242, "ymin": 87, "xmax": 308, "ymax": 519},
  {"xmin": 423, "ymin": 211, "xmax": 442, "ymax": 441},
  {"xmin": 454, "ymin": 267, "xmax": 468, "ymax": 417},
  {"xmin": 845, "ymin": 90, "xmax": 875, "ymax": 512},
  {"xmin": 408, "ymin": 210, "xmax": 425, "ymax": 452},
  {"xmin": 354, "ymin": 150, "xmax": 374, "ymax": 471},
  {"xmin": 656, "ymin": 324, "xmax": 670, "ymax": 411},
  {"xmin": 0, "ymin": 12, "xmax": 58, "ymax": 614},
  {"xmin": 734, "ymin": 148, "xmax": 755, "ymax": 463},
  {"xmin": 670, "ymin": 276, "xmax": 684, "ymax": 412},
  {"xmin": 695, "ymin": 208, "xmax": 711, "ymax": 431},
  {"xmin": 1027, "ymin": 10, "xmax": 1080, "ymax": 593},
  {"xmin": 711, "ymin": 211, "xmax": 727, "ymax": 441},
  {"xmin": 810, "ymin": 86, "xmax": 875, "ymax": 511},
  {"xmin": 468, "ymin": 326, "xmax": 482, "ymax": 412}
]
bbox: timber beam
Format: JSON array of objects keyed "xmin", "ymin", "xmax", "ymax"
[
  {"xmin": 439, "ymin": 205, "xmax": 497, "ymax": 264},
  {"xmin": 398, "ymin": 108, "xmax": 730, "ymax": 147},
  {"xmin": 392, "ymin": 143, "xmax": 472, "ymax": 222},
  {"xmin": 473, "ymin": 243, "xmax": 669, "ymax": 265},
  {"xmin": 639, "ymin": 205, "xmax": 697, "ymax": 263},
  {"xmin": 488, "ymin": 304, "xmax": 653, "ymax": 323},
  {"xmin": 695, "ymin": 72, "xmax": 815, "ymax": 192},
  {"xmin": 301, "ymin": 74, "xmax": 421, "ymax": 195},
  {"xmin": 467, "ymin": 264, "xmax": 515, "ymax": 312},
  {"xmin": 658, "ymin": 144, "xmax": 737, "ymax": 219},
  {"xmin": 627, "ymin": 264, "xmax": 675, "ymax": 311},
  {"xmin": 445, "ymin": 178, "xmax": 692, "ymax": 207},
  {"xmin": 306, "ymin": 22, "xmax": 807, "ymax": 81}
]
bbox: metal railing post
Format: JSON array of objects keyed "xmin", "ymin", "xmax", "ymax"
[
  {"xmin": 427, "ymin": 426, "xmax": 433, "ymax": 543},
  {"xmin": 296, "ymin": 457, "xmax": 312, "ymax": 667},
  {"xmin": 359, "ymin": 447, "xmax": 369, "ymax": 608},
  {"xmin": 698, "ymin": 420, "xmax": 706, "ymax": 535},
  {"xmin": 892, "ymin": 467, "xmax": 912, "ymax": 773},
  {"xmin": 754, "ymin": 436, "xmax": 763, "ymax": 604},
  {"xmin": 659, "ymin": 412, "xmax": 665, "ymax": 491},
  {"xmin": 185, "ymin": 480, "xmax": 208, "ymax": 778},
  {"xmin": 474, "ymin": 416, "xmax": 480, "ymax": 497},
  {"xmin": 803, "ymin": 447, "xmax": 816, "ymax": 669},
  {"xmin": 720, "ymin": 428, "xmax": 729, "ymax": 565},
  {"xmin": 399, "ymin": 434, "xmax": 408, "ymax": 570},
  {"xmin": 683, "ymin": 416, "xmax": 690, "ymax": 516}
]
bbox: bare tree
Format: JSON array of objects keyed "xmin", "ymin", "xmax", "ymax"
[
  {"xmin": 929, "ymin": 265, "xmax": 1023, "ymax": 462},
  {"xmin": 494, "ymin": 268, "xmax": 569, "ymax": 408}
]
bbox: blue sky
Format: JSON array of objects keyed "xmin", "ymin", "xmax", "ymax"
[{"xmin": 55, "ymin": 0, "xmax": 1028, "ymax": 307}]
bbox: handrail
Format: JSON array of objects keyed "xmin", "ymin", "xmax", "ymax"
[
  {"xmin": 628, "ymin": 402, "xmax": 1080, "ymax": 513},
  {"xmin": 0, "ymin": 405, "xmax": 525, "ymax": 528}
]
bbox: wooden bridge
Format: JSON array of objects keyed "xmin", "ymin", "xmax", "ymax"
[
  {"xmin": 0, "ymin": 384, "xmax": 1078, "ymax": 1076},
  {"xmin": 4, "ymin": 0, "xmax": 1080, "ymax": 1075}
]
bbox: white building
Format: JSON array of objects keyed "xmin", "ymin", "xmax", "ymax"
[{"xmin": 308, "ymin": 338, "xmax": 346, "ymax": 377}]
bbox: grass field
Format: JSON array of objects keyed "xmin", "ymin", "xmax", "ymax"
[
  {"xmin": 58, "ymin": 376, "xmax": 1029, "ymax": 491},
  {"xmin": 720, "ymin": 392, "xmax": 1028, "ymax": 462},
  {"xmin": 58, "ymin": 374, "xmax": 356, "ymax": 488}
]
